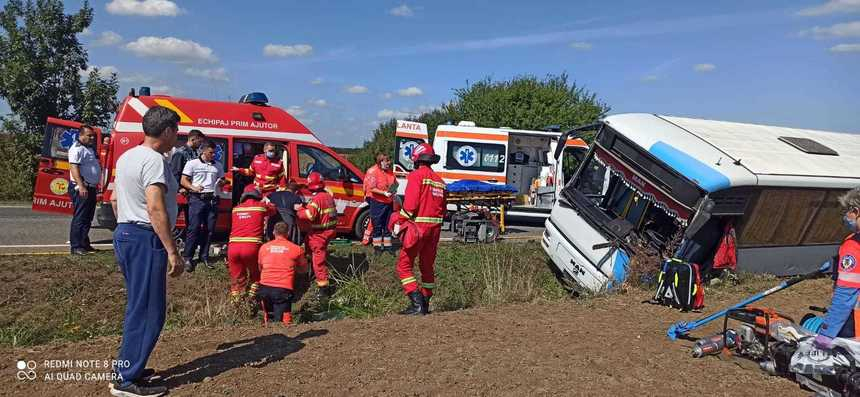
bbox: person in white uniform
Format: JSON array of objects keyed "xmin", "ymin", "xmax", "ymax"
[{"xmin": 180, "ymin": 142, "xmax": 225, "ymax": 271}]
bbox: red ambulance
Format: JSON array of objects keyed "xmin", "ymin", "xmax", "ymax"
[{"xmin": 32, "ymin": 90, "xmax": 370, "ymax": 241}]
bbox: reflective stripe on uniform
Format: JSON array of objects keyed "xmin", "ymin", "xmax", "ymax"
[
  {"xmin": 229, "ymin": 237, "xmax": 262, "ymax": 243},
  {"xmin": 422, "ymin": 282, "xmax": 436, "ymax": 289},
  {"xmin": 422, "ymin": 179, "xmax": 446, "ymax": 189},
  {"xmin": 320, "ymin": 207, "xmax": 336, "ymax": 214},
  {"xmin": 312, "ymin": 220, "xmax": 338, "ymax": 229},
  {"xmin": 232, "ymin": 207, "xmax": 268, "ymax": 213},
  {"xmin": 400, "ymin": 209, "xmax": 414, "ymax": 219},
  {"xmin": 415, "ymin": 216, "xmax": 443, "ymax": 224},
  {"xmin": 400, "ymin": 276, "xmax": 416, "ymax": 285},
  {"xmin": 839, "ymin": 272, "xmax": 860, "ymax": 285}
]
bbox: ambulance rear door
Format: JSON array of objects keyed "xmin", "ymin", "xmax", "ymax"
[
  {"xmin": 32, "ymin": 117, "xmax": 102, "ymax": 214},
  {"xmin": 433, "ymin": 124, "xmax": 509, "ymax": 185},
  {"xmin": 392, "ymin": 120, "xmax": 428, "ymax": 195}
]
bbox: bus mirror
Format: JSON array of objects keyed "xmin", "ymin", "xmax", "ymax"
[{"xmin": 684, "ymin": 198, "xmax": 715, "ymax": 239}]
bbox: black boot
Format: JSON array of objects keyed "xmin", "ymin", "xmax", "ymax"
[
  {"xmin": 420, "ymin": 295, "xmax": 431, "ymax": 315},
  {"xmin": 399, "ymin": 291, "xmax": 426, "ymax": 315}
]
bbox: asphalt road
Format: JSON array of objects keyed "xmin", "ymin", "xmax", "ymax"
[{"xmin": 0, "ymin": 204, "xmax": 545, "ymax": 254}]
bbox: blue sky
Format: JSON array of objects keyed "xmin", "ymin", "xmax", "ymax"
[{"xmin": 2, "ymin": 0, "xmax": 859, "ymax": 146}]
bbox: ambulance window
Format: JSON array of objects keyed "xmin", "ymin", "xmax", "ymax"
[
  {"xmin": 175, "ymin": 135, "xmax": 228, "ymax": 171},
  {"xmin": 297, "ymin": 145, "xmax": 360, "ymax": 183},
  {"xmin": 445, "ymin": 141, "xmax": 506, "ymax": 173},
  {"xmin": 43, "ymin": 123, "xmax": 81, "ymax": 160},
  {"xmin": 231, "ymin": 140, "xmax": 284, "ymax": 170}
]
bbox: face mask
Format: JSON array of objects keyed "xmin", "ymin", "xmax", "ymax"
[
  {"xmin": 266, "ymin": 151, "xmax": 276, "ymax": 159},
  {"xmin": 845, "ymin": 214, "xmax": 859, "ymax": 232}
]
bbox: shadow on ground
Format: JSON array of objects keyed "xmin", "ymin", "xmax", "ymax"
[{"xmin": 158, "ymin": 329, "xmax": 328, "ymax": 388}]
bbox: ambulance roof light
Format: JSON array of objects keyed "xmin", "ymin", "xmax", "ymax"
[
  {"xmin": 240, "ymin": 92, "xmax": 269, "ymax": 106},
  {"xmin": 139, "ymin": 86, "xmax": 151, "ymax": 96}
]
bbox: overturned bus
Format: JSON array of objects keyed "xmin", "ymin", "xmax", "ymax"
[{"xmin": 543, "ymin": 113, "xmax": 860, "ymax": 292}]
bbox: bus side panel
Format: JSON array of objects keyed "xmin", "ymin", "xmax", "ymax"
[{"xmin": 737, "ymin": 245, "xmax": 839, "ymax": 276}]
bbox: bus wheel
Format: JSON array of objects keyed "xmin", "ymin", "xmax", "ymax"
[{"xmin": 354, "ymin": 209, "xmax": 370, "ymax": 240}]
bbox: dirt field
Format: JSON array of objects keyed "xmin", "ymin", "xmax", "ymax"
[{"xmin": 0, "ymin": 268, "xmax": 832, "ymax": 396}]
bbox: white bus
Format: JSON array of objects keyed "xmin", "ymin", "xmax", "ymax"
[{"xmin": 543, "ymin": 113, "xmax": 860, "ymax": 292}]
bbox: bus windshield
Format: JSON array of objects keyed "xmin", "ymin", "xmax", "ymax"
[{"xmin": 563, "ymin": 126, "xmax": 703, "ymax": 251}]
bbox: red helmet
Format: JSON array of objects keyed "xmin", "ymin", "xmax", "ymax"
[
  {"xmin": 240, "ymin": 184, "xmax": 261, "ymax": 202},
  {"xmin": 307, "ymin": 171, "xmax": 325, "ymax": 191},
  {"xmin": 411, "ymin": 143, "xmax": 440, "ymax": 164}
]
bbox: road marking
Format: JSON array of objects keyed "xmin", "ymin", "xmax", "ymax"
[
  {"xmin": 0, "ymin": 243, "xmax": 114, "ymax": 249},
  {"xmin": 0, "ymin": 205, "xmax": 31, "ymax": 208}
]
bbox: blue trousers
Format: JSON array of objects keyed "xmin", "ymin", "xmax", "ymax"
[
  {"xmin": 69, "ymin": 183, "xmax": 96, "ymax": 251},
  {"xmin": 184, "ymin": 194, "xmax": 218, "ymax": 260},
  {"xmin": 367, "ymin": 198, "xmax": 393, "ymax": 239},
  {"xmin": 113, "ymin": 223, "xmax": 167, "ymax": 387}
]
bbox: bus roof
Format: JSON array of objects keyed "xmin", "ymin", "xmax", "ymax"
[
  {"xmin": 113, "ymin": 95, "xmax": 320, "ymax": 144},
  {"xmin": 603, "ymin": 113, "xmax": 860, "ymax": 191}
]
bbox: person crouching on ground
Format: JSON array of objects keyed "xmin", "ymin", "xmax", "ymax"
[
  {"xmin": 393, "ymin": 143, "xmax": 446, "ymax": 315},
  {"xmin": 364, "ymin": 153, "xmax": 397, "ymax": 254},
  {"xmin": 815, "ymin": 187, "xmax": 860, "ymax": 349},
  {"xmin": 298, "ymin": 171, "xmax": 338, "ymax": 306},
  {"xmin": 227, "ymin": 185, "xmax": 277, "ymax": 306},
  {"xmin": 257, "ymin": 222, "xmax": 308, "ymax": 325}
]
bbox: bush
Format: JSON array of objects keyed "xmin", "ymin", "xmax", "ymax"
[{"xmin": 0, "ymin": 125, "xmax": 40, "ymax": 201}]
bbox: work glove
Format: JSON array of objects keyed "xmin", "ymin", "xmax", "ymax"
[{"xmin": 814, "ymin": 334, "xmax": 835, "ymax": 350}]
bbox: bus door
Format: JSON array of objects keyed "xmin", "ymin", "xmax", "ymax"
[{"xmin": 32, "ymin": 117, "xmax": 102, "ymax": 214}]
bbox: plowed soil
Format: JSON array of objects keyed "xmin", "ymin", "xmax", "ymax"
[{"xmin": 1, "ymin": 278, "xmax": 831, "ymax": 396}]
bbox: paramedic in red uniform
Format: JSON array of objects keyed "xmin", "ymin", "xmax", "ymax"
[
  {"xmin": 298, "ymin": 171, "xmax": 338, "ymax": 303},
  {"xmin": 227, "ymin": 185, "xmax": 276, "ymax": 304},
  {"xmin": 816, "ymin": 187, "xmax": 860, "ymax": 348},
  {"xmin": 394, "ymin": 143, "xmax": 446, "ymax": 315},
  {"xmin": 231, "ymin": 142, "xmax": 285, "ymax": 196},
  {"xmin": 364, "ymin": 153, "xmax": 397, "ymax": 253},
  {"xmin": 257, "ymin": 222, "xmax": 308, "ymax": 325}
]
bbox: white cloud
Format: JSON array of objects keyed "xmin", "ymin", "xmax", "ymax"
[
  {"xmin": 346, "ymin": 85, "xmax": 369, "ymax": 94},
  {"xmin": 389, "ymin": 4, "xmax": 414, "ymax": 17},
  {"xmin": 383, "ymin": 92, "xmax": 394, "ymax": 99},
  {"xmin": 125, "ymin": 36, "xmax": 217, "ymax": 63},
  {"xmin": 106, "ymin": 0, "xmax": 182, "ymax": 17},
  {"xmin": 149, "ymin": 85, "xmax": 182, "ymax": 95},
  {"xmin": 263, "ymin": 44, "xmax": 314, "ymax": 58},
  {"xmin": 92, "ymin": 31, "xmax": 123, "ymax": 47},
  {"xmin": 310, "ymin": 77, "xmax": 324, "ymax": 85},
  {"xmin": 184, "ymin": 67, "xmax": 229, "ymax": 82},
  {"xmin": 397, "ymin": 86, "xmax": 424, "ymax": 97},
  {"xmin": 309, "ymin": 99, "xmax": 328, "ymax": 107},
  {"xmin": 286, "ymin": 105, "xmax": 306, "ymax": 117},
  {"xmin": 801, "ymin": 21, "xmax": 860, "ymax": 38},
  {"xmin": 80, "ymin": 65, "xmax": 119, "ymax": 79},
  {"xmin": 569, "ymin": 41, "xmax": 592, "ymax": 50},
  {"xmin": 830, "ymin": 43, "xmax": 860, "ymax": 52},
  {"xmin": 797, "ymin": 0, "xmax": 860, "ymax": 16},
  {"xmin": 641, "ymin": 75, "xmax": 659, "ymax": 83},
  {"xmin": 79, "ymin": 28, "xmax": 92, "ymax": 37},
  {"xmin": 377, "ymin": 105, "xmax": 435, "ymax": 120},
  {"xmin": 693, "ymin": 63, "xmax": 716, "ymax": 72}
]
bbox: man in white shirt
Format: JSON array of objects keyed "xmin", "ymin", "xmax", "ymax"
[
  {"xmin": 180, "ymin": 142, "xmax": 225, "ymax": 271},
  {"xmin": 109, "ymin": 106, "xmax": 182, "ymax": 397},
  {"xmin": 68, "ymin": 124, "xmax": 101, "ymax": 255}
]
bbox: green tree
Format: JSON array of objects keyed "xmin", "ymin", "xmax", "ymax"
[
  {"xmin": 0, "ymin": 0, "xmax": 119, "ymax": 200},
  {"xmin": 353, "ymin": 73, "xmax": 609, "ymax": 171}
]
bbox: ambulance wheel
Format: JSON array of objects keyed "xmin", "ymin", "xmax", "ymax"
[{"xmin": 354, "ymin": 209, "xmax": 370, "ymax": 240}]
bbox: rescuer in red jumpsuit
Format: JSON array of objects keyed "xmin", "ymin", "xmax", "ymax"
[
  {"xmin": 392, "ymin": 143, "xmax": 446, "ymax": 315},
  {"xmin": 298, "ymin": 171, "xmax": 338, "ymax": 303},
  {"xmin": 231, "ymin": 142, "xmax": 286, "ymax": 196},
  {"xmin": 227, "ymin": 185, "xmax": 276, "ymax": 304}
]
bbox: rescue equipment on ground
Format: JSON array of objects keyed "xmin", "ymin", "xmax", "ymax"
[
  {"xmin": 652, "ymin": 258, "xmax": 704, "ymax": 311},
  {"xmin": 667, "ymin": 261, "xmax": 830, "ymax": 340}
]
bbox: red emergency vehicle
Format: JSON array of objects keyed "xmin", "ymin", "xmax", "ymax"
[{"xmin": 32, "ymin": 90, "xmax": 370, "ymax": 241}]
